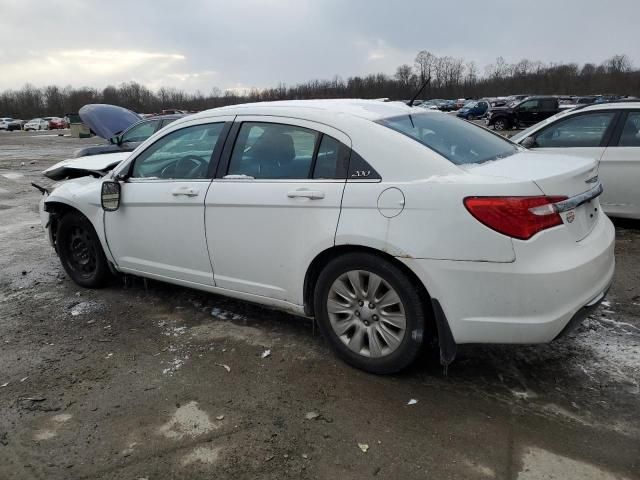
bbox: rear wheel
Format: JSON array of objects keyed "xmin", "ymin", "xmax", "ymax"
[
  {"xmin": 56, "ymin": 211, "xmax": 113, "ymax": 288},
  {"xmin": 314, "ymin": 252, "xmax": 427, "ymax": 374}
]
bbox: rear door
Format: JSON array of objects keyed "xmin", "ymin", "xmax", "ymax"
[
  {"xmin": 204, "ymin": 116, "xmax": 350, "ymax": 304},
  {"xmin": 104, "ymin": 118, "xmax": 233, "ymax": 285},
  {"xmin": 599, "ymin": 110, "xmax": 640, "ymax": 218}
]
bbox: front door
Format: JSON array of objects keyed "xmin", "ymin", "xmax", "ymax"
[
  {"xmin": 205, "ymin": 117, "xmax": 350, "ymax": 304},
  {"xmin": 105, "ymin": 119, "xmax": 232, "ymax": 286}
]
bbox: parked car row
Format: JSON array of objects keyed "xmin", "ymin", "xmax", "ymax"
[{"xmin": 0, "ymin": 116, "xmax": 69, "ymax": 131}]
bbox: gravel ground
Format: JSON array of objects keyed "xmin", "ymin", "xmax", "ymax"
[{"xmin": 0, "ymin": 130, "xmax": 639, "ymax": 480}]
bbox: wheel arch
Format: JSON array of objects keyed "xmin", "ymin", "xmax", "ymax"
[
  {"xmin": 43, "ymin": 199, "xmax": 115, "ymax": 270},
  {"xmin": 303, "ymin": 244, "xmax": 439, "ymax": 344}
]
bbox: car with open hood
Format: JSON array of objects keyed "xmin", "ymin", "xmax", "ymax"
[
  {"xmin": 36, "ymin": 99, "xmax": 614, "ymax": 374},
  {"xmin": 72, "ymin": 104, "xmax": 184, "ymax": 158}
]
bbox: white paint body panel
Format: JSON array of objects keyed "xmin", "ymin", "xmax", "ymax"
[
  {"xmin": 40, "ymin": 99, "xmax": 615, "ymax": 347},
  {"xmin": 599, "ymin": 146, "xmax": 640, "ymax": 219}
]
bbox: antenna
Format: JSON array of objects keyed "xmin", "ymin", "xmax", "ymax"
[{"xmin": 408, "ymin": 76, "xmax": 431, "ymax": 107}]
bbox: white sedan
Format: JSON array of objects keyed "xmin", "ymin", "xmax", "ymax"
[
  {"xmin": 511, "ymin": 102, "xmax": 640, "ymax": 219},
  {"xmin": 24, "ymin": 118, "xmax": 49, "ymax": 131},
  {"xmin": 38, "ymin": 100, "xmax": 614, "ymax": 373}
]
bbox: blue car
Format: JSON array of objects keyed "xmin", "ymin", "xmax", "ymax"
[{"xmin": 456, "ymin": 100, "xmax": 490, "ymax": 120}]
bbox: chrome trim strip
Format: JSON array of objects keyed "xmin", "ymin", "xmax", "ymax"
[{"xmin": 553, "ymin": 183, "xmax": 603, "ymax": 212}]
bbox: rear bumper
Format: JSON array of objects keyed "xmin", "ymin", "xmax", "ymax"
[{"xmin": 399, "ymin": 213, "xmax": 615, "ymax": 344}]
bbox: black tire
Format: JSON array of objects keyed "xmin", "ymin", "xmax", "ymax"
[
  {"xmin": 493, "ymin": 118, "xmax": 510, "ymax": 131},
  {"xmin": 314, "ymin": 252, "xmax": 427, "ymax": 374},
  {"xmin": 56, "ymin": 211, "xmax": 113, "ymax": 288}
]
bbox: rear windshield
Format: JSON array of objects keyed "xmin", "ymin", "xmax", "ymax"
[{"xmin": 378, "ymin": 113, "xmax": 518, "ymax": 165}]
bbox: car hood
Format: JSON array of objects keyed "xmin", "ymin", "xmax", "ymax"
[
  {"xmin": 43, "ymin": 151, "xmax": 131, "ymax": 180},
  {"xmin": 79, "ymin": 104, "xmax": 141, "ymax": 140}
]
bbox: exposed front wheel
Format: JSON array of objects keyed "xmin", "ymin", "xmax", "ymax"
[
  {"xmin": 314, "ymin": 253, "xmax": 427, "ymax": 374},
  {"xmin": 56, "ymin": 211, "xmax": 113, "ymax": 288}
]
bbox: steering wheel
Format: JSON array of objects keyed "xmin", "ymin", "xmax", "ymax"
[{"xmin": 161, "ymin": 155, "xmax": 206, "ymax": 179}]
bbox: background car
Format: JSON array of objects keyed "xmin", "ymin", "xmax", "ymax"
[
  {"xmin": 0, "ymin": 118, "xmax": 23, "ymax": 131},
  {"xmin": 511, "ymin": 102, "xmax": 640, "ymax": 219},
  {"xmin": 456, "ymin": 99, "xmax": 490, "ymax": 120},
  {"xmin": 48, "ymin": 117, "xmax": 69, "ymax": 129},
  {"xmin": 24, "ymin": 118, "xmax": 50, "ymax": 131},
  {"xmin": 73, "ymin": 104, "xmax": 185, "ymax": 157}
]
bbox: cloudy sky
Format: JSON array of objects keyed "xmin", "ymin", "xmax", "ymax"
[{"xmin": 1, "ymin": 0, "xmax": 639, "ymax": 93}]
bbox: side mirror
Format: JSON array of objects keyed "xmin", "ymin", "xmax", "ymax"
[
  {"xmin": 521, "ymin": 136, "xmax": 537, "ymax": 149},
  {"xmin": 101, "ymin": 181, "xmax": 121, "ymax": 211},
  {"xmin": 109, "ymin": 135, "xmax": 121, "ymax": 145}
]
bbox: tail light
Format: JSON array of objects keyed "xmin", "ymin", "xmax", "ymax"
[{"xmin": 464, "ymin": 196, "xmax": 567, "ymax": 240}]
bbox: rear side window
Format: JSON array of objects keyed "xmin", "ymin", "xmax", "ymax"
[
  {"xmin": 378, "ymin": 113, "xmax": 518, "ymax": 165},
  {"xmin": 535, "ymin": 112, "xmax": 616, "ymax": 148},
  {"xmin": 540, "ymin": 99, "xmax": 557, "ymax": 111},
  {"xmin": 227, "ymin": 122, "xmax": 350, "ymax": 180},
  {"xmin": 313, "ymin": 135, "xmax": 349, "ymax": 179},
  {"xmin": 228, "ymin": 122, "xmax": 318, "ymax": 179},
  {"xmin": 618, "ymin": 112, "xmax": 640, "ymax": 147}
]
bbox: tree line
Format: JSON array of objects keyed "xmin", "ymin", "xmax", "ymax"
[{"xmin": 1, "ymin": 53, "xmax": 638, "ymax": 119}]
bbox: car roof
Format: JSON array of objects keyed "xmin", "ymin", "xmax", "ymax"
[
  {"xmin": 574, "ymin": 101, "xmax": 640, "ymax": 111},
  {"xmin": 187, "ymin": 99, "xmax": 420, "ymax": 123}
]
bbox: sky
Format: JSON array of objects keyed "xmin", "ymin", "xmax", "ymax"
[{"xmin": 1, "ymin": 0, "xmax": 639, "ymax": 93}]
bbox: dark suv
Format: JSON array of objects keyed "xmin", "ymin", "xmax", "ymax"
[{"xmin": 486, "ymin": 96, "xmax": 560, "ymax": 131}]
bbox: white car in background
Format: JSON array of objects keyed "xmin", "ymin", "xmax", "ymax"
[
  {"xmin": 24, "ymin": 118, "xmax": 50, "ymax": 131},
  {"xmin": 37, "ymin": 100, "xmax": 614, "ymax": 373},
  {"xmin": 511, "ymin": 102, "xmax": 640, "ymax": 219}
]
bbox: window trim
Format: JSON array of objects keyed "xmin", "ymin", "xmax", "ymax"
[
  {"xmin": 124, "ymin": 121, "xmax": 231, "ymax": 182},
  {"xmin": 532, "ymin": 109, "xmax": 621, "ymax": 149}
]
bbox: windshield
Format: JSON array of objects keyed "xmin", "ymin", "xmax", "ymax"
[
  {"xmin": 463, "ymin": 101, "xmax": 478, "ymax": 108},
  {"xmin": 379, "ymin": 113, "xmax": 518, "ymax": 165}
]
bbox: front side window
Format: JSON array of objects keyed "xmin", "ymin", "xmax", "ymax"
[
  {"xmin": 378, "ymin": 113, "xmax": 518, "ymax": 165},
  {"xmin": 535, "ymin": 112, "xmax": 616, "ymax": 148},
  {"xmin": 618, "ymin": 112, "xmax": 640, "ymax": 147},
  {"xmin": 228, "ymin": 122, "xmax": 319, "ymax": 179},
  {"xmin": 130, "ymin": 123, "xmax": 224, "ymax": 179},
  {"xmin": 121, "ymin": 120, "xmax": 159, "ymax": 143},
  {"xmin": 518, "ymin": 100, "xmax": 539, "ymax": 111}
]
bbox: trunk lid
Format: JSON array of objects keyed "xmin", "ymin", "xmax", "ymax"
[
  {"xmin": 79, "ymin": 104, "xmax": 141, "ymax": 140},
  {"xmin": 464, "ymin": 151, "xmax": 601, "ymax": 241}
]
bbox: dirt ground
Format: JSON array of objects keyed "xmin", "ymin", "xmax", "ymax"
[{"xmin": 1, "ymin": 130, "xmax": 639, "ymax": 480}]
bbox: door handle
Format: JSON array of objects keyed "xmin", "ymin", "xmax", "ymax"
[
  {"xmin": 171, "ymin": 187, "xmax": 199, "ymax": 197},
  {"xmin": 287, "ymin": 189, "xmax": 325, "ymax": 200}
]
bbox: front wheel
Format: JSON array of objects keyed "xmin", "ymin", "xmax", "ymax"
[
  {"xmin": 314, "ymin": 253, "xmax": 427, "ymax": 374},
  {"xmin": 56, "ymin": 211, "xmax": 113, "ymax": 288},
  {"xmin": 493, "ymin": 118, "xmax": 509, "ymax": 131}
]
